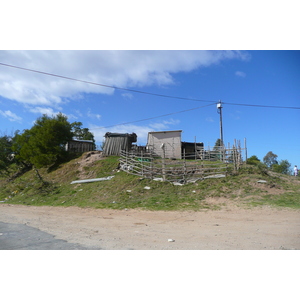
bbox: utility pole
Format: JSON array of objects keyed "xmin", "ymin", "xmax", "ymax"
[{"xmin": 217, "ymin": 100, "xmax": 223, "ymax": 146}]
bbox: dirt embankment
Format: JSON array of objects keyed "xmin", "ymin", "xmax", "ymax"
[{"xmin": 76, "ymin": 151, "xmax": 105, "ymax": 179}]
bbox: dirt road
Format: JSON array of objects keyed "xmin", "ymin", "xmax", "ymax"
[{"xmin": 0, "ymin": 203, "xmax": 299, "ymax": 250}]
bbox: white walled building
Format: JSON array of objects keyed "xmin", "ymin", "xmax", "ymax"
[{"xmin": 147, "ymin": 130, "xmax": 182, "ymax": 159}]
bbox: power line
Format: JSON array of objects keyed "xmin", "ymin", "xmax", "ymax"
[
  {"xmin": 91, "ymin": 103, "xmax": 216, "ymax": 129},
  {"xmin": 1, "ymin": 62, "xmax": 299, "ymax": 110},
  {"xmin": 0, "ymin": 62, "xmax": 215, "ymax": 103},
  {"xmin": 223, "ymin": 101, "xmax": 300, "ymax": 110}
]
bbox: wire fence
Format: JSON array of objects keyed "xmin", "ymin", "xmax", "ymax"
[{"xmin": 119, "ymin": 141, "xmax": 246, "ymax": 184}]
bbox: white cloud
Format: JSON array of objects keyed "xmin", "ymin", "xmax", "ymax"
[
  {"xmin": 90, "ymin": 118, "xmax": 181, "ymax": 145},
  {"xmin": 235, "ymin": 71, "xmax": 246, "ymax": 78},
  {"xmin": 87, "ymin": 109, "xmax": 101, "ymax": 120},
  {"xmin": 90, "ymin": 124, "xmax": 151, "ymax": 146},
  {"xmin": 121, "ymin": 93, "xmax": 133, "ymax": 100},
  {"xmin": 73, "ymin": 109, "xmax": 83, "ymax": 117},
  {"xmin": 149, "ymin": 119, "xmax": 180, "ymax": 131},
  {"xmin": 29, "ymin": 106, "xmax": 58, "ymax": 116},
  {"xmin": 65, "ymin": 114, "xmax": 78, "ymax": 120},
  {"xmin": 0, "ymin": 110, "xmax": 22, "ymax": 122},
  {"xmin": 28, "ymin": 106, "xmax": 77, "ymax": 121},
  {"xmin": 0, "ymin": 50, "xmax": 250, "ymax": 108}
]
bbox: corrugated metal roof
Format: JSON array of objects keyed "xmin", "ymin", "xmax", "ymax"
[{"xmin": 71, "ymin": 139, "xmax": 94, "ymax": 143}]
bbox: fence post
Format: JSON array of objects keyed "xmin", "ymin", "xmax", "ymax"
[
  {"xmin": 201, "ymin": 154, "xmax": 204, "ymax": 178},
  {"xmin": 162, "ymin": 145, "xmax": 166, "ymax": 182},
  {"xmin": 183, "ymin": 148, "xmax": 187, "ymax": 183},
  {"xmin": 233, "ymin": 142, "xmax": 238, "ymax": 171},
  {"xmin": 141, "ymin": 150, "xmax": 144, "ymax": 176},
  {"xmin": 194, "ymin": 136, "xmax": 197, "ymax": 161},
  {"xmin": 150, "ymin": 152, "xmax": 153, "ymax": 180},
  {"xmin": 226, "ymin": 157, "xmax": 228, "ymax": 176},
  {"xmin": 233, "ymin": 140, "xmax": 236, "ymax": 171}
]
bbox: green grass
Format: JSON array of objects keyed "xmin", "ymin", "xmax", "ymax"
[
  {"xmin": 1, "ymin": 155, "xmax": 300, "ymax": 211},
  {"xmin": 246, "ymin": 193, "xmax": 300, "ymax": 209}
]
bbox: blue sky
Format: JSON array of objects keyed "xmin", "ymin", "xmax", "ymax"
[{"xmin": 0, "ymin": 50, "xmax": 299, "ymax": 168}]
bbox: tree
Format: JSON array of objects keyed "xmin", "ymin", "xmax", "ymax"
[
  {"xmin": 0, "ymin": 134, "xmax": 14, "ymax": 177},
  {"xmin": 211, "ymin": 138, "xmax": 224, "ymax": 161},
  {"xmin": 272, "ymin": 159, "xmax": 292, "ymax": 175},
  {"xmin": 12, "ymin": 113, "xmax": 73, "ymax": 181},
  {"xmin": 263, "ymin": 151, "xmax": 278, "ymax": 168},
  {"xmin": 71, "ymin": 121, "xmax": 96, "ymax": 150},
  {"xmin": 213, "ymin": 138, "xmax": 224, "ymax": 149},
  {"xmin": 246, "ymin": 155, "xmax": 261, "ymax": 165}
]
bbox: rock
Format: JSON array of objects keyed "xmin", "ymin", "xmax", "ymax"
[
  {"xmin": 257, "ymin": 180, "xmax": 267, "ymax": 183},
  {"xmin": 187, "ymin": 179, "xmax": 200, "ymax": 183},
  {"xmin": 204, "ymin": 174, "xmax": 226, "ymax": 179},
  {"xmin": 173, "ymin": 182, "xmax": 184, "ymax": 186},
  {"xmin": 168, "ymin": 239, "xmax": 175, "ymax": 242},
  {"xmin": 153, "ymin": 178, "xmax": 164, "ymax": 182},
  {"xmin": 144, "ymin": 186, "xmax": 151, "ymax": 190}
]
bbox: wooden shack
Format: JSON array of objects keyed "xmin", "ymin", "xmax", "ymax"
[
  {"xmin": 102, "ymin": 132, "xmax": 137, "ymax": 156},
  {"xmin": 65, "ymin": 140, "xmax": 95, "ymax": 153},
  {"xmin": 181, "ymin": 141, "xmax": 204, "ymax": 159}
]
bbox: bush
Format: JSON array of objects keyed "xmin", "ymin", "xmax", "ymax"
[
  {"xmin": 246, "ymin": 155, "xmax": 261, "ymax": 166},
  {"xmin": 272, "ymin": 159, "xmax": 292, "ymax": 175}
]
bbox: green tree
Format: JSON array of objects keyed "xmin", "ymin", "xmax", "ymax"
[
  {"xmin": 246, "ymin": 155, "xmax": 261, "ymax": 165},
  {"xmin": 272, "ymin": 159, "xmax": 292, "ymax": 175},
  {"xmin": 263, "ymin": 151, "xmax": 278, "ymax": 168},
  {"xmin": 12, "ymin": 113, "xmax": 73, "ymax": 181},
  {"xmin": 0, "ymin": 134, "xmax": 14, "ymax": 177},
  {"xmin": 213, "ymin": 138, "xmax": 224, "ymax": 149},
  {"xmin": 211, "ymin": 138, "xmax": 224, "ymax": 161},
  {"xmin": 71, "ymin": 121, "xmax": 96, "ymax": 150}
]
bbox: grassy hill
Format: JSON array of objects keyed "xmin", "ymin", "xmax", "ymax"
[{"xmin": 1, "ymin": 152, "xmax": 300, "ymax": 210}]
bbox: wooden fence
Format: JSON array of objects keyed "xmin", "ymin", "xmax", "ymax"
[{"xmin": 119, "ymin": 141, "xmax": 246, "ymax": 184}]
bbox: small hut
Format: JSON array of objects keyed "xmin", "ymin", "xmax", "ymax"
[
  {"xmin": 65, "ymin": 140, "xmax": 95, "ymax": 153},
  {"xmin": 102, "ymin": 132, "xmax": 137, "ymax": 156},
  {"xmin": 181, "ymin": 141, "xmax": 204, "ymax": 159},
  {"xmin": 147, "ymin": 130, "xmax": 182, "ymax": 159}
]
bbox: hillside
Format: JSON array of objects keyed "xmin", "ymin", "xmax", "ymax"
[{"xmin": 1, "ymin": 151, "xmax": 300, "ymax": 210}]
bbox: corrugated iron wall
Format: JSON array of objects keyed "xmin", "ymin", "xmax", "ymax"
[
  {"xmin": 66, "ymin": 140, "xmax": 95, "ymax": 153},
  {"xmin": 102, "ymin": 132, "xmax": 137, "ymax": 156}
]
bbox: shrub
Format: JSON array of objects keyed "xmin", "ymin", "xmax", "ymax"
[{"xmin": 246, "ymin": 155, "xmax": 261, "ymax": 166}]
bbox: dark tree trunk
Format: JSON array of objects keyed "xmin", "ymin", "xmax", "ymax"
[{"xmin": 33, "ymin": 165, "xmax": 44, "ymax": 182}]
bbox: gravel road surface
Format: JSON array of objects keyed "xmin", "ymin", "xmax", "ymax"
[{"xmin": 1, "ymin": 203, "xmax": 299, "ymax": 250}]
